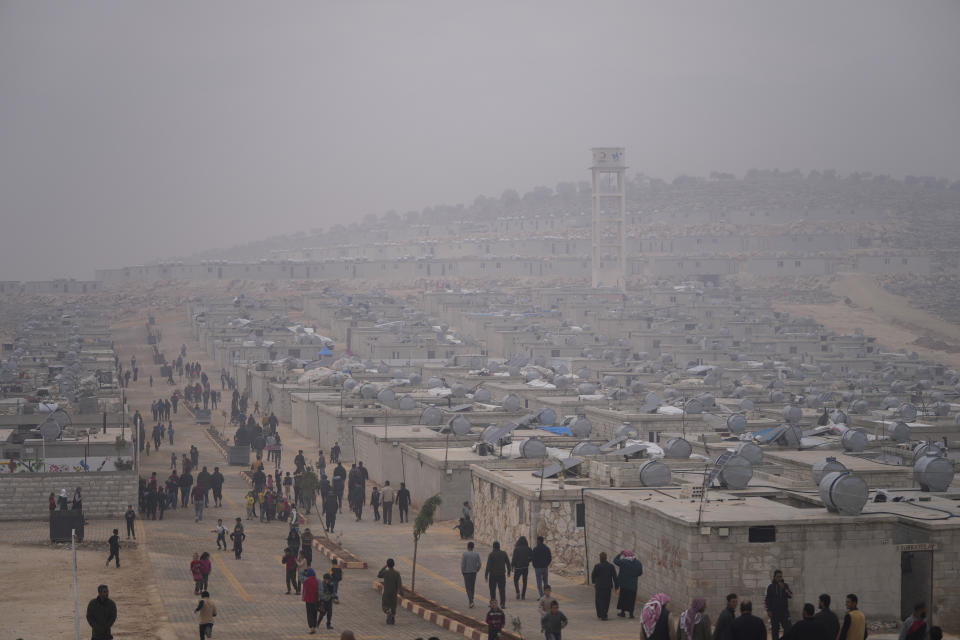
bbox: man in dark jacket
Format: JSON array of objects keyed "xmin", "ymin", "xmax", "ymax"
[
  {"xmin": 485, "ymin": 541, "xmax": 511, "ymax": 608},
  {"xmin": 396, "ymin": 482, "xmax": 411, "ymax": 523},
  {"xmin": 732, "ymin": 600, "xmax": 767, "ymax": 640},
  {"xmin": 714, "ymin": 593, "xmax": 739, "ymax": 640},
  {"xmin": 106, "ymin": 529, "xmax": 121, "ymax": 568},
  {"xmin": 815, "ymin": 594, "xmax": 840, "ymax": 640},
  {"xmin": 532, "ymin": 536, "xmax": 553, "ymax": 598},
  {"xmin": 784, "ymin": 603, "xmax": 825, "ymax": 640},
  {"xmin": 210, "ymin": 467, "xmax": 225, "ymax": 507},
  {"xmin": 86, "ymin": 584, "xmax": 117, "ymax": 640},
  {"xmin": 590, "ymin": 552, "xmax": 618, "ymax": 620},
  {"xmin": 764, "ymin": 569, "xmax": 792, "ymax": 640}
]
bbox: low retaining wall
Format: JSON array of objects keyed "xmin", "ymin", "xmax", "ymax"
[{"xmin": 0, "ymin": 471, "xmax": 138, "ymax": 520}]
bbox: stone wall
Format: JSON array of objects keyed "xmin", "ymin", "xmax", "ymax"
[
  {"xmin": 470, "ymin": 468, "xmax": 585, "ymax": 576},
  {"xmin": 0, "ymin": 471, "xmax": 138, "ymax": 520}
]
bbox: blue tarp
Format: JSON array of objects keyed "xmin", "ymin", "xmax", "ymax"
[
  {"xmin": 318, "ymin": 346, "xmax": 333, "ymax": 356},
  {"xmin": 538, "ymin": 426, "xmax": 572, "ymax": 436}
]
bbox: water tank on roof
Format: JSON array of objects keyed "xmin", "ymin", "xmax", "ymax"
[
  {"xmin": 578, "ymin": 382, "xmax": 597, "ymax": 395},
  {"xmin": 554, "ymin": 376, "xmax": 570, "ymax": 391},
  {"xmin": 663, "ymin": 437, "xmax": 692, "ymax": 459},
  {"xmin": 898, "ymin": 403, "xmax": 918, "ymax": 422},
  {"xmin": 782, "ymin": 405, "xmax": 802, "ymax": 424},
  {"xmin": 570, "ymin": 416, "xmax": 592, "ymax": 437},
  {"xmin": 451, "ymin": 383, "xmax": 467, "ymax": 398},
  {"xmin": 889, "ymin": 421, "xmax": 911, "ymax": 443},
  {"xmin": 739, "ymin": 398, "xmax": 755, "ymax": 412},
  {"xmin": 538, "ymin": 408, "xmax": 557, "ymax": 426},
  {"xmin": 932, "ymin": 402, "xmax": 951, "ymax": 417},
  {"xmin": 664, "ymin": 387, "xmax": 679, "ymax": 401},
  {"xmin": 727, "ymin": 414, "xmax": 748, "ymax": 435},
  {"xmin": 576, "ymin": 367, "xmax": 591, "ymax": 379},
  {"xmin": 571, "ymin": 440, "xmax": 601, "ymax": 456},
  {"xmin": 616, "ymin": 423, "xmax": 638, "ymax": 440},
  {"xmin": 376, "ymin": 363, "xmax": 389, "ymax": 374},
  {"xmin": 850, "ymin": 399, "xmax": 869, "ymax": 414},
  {"xmin": 502, "ymin": 394, "xmax": 522, "ymax": 413},
  {"xmin": 397, "ymin": 395, "xmax": 416, "ymax": 410},
  {"xmin": 841, "ymin": 428, "xmax": 868, "ymax": 453},
  {"xmin": 914, "ymin": 453, "xmax": 954, "ymax": 492},
  {"xmin": 377, "ymin": 388, "xmax": 395, "ymax": 404},
  {"xmin": 342, "ymin": 377, "xmax": 357, "ymax": 391},
  {"xmin": 735, "ymin": 442, "xmax": 763, "ymax": 465},
  {"xmin": 891, "ymin": 380, "xmax": 907, "ymax": 393},
  {"xmin": 408, "ymin": 373, "xmax": 422, "ymax": 386},
  {"xmin": 684, "ymin": 398, "xmax": 704, "ymax": 415},
  {"xmin": 830, "ymin": 410, "xmax": 848, "ymax": 425},
  {"xmin": 427, "ymin": 377, "xmax": 444, "ymax": 389},
  {"xmin": 638, "ymin": 459, "xmax": 672, "ymax": 486},
  {"xmin": 360, "ymin": 383, "xmax": 378, "ymax": 399},
  {"xmin": 930, "ymin": 391, "xmax": 945, "ymax": 403},
  {"xmin": 520, "ymin": 437, "xmax": 547, "ymax": 458},
  {"xmin": 449, "ymin": 415, "xmax": 471, "ymax": 436},
  {"xmin": 719, "ymin": 455, "xmax": 753, "ymax": 490},
  {"xmin": 630, "ymin": 380, "xmax": 645, "ymax": 395},
  {"xmin": 422, "ymin": 405, "xmax": 443, "ymax": 426},
  {"xmin": 819, "ymin": 472, "xmax": 868, "ymax": 515},
  {"xmin": 812, "ymin": 457, "xmax": 847, "ymax": 485},
  {"xmin": 602, "ymin": 375, "xmax": 617, "ymax": 388},
  {"xmin": 473, "ymin": 388, "xmax": 492, "ymax": 403},
  {"xmin": 769, "ymin": 390, "xmax": 785, "ymax": 403},
  {"xmin": 882, "ymin": 396, "xmax": 900, "ymax": 409},
  {"xmin": 645, "ymin": 392, "xmax": 661, "ymax": 406}
]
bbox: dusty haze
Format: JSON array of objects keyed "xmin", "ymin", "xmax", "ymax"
[{"xmin": 1, "ymin": 0, "xmax": 959, "ymax": 280}]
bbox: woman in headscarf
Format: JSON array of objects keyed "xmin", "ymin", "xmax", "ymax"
[
  {"xmin": 677, "ymin": 597, "xmax": 710, "ymax": 640},
  {"xmin": 641, "ymin": 593, "xmax": 675, "ymax": 640}
]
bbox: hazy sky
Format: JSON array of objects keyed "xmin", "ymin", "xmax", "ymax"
[{"xmin": 2, "ymin": 1, "xmax": 959, "ymax": 280}]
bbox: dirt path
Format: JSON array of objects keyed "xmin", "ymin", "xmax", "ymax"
[{"xmin": 775, "ymin": 273, "xmax": 960, "ymax": 369}]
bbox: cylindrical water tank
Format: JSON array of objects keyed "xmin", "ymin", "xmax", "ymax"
[
  {"xmin": 570, "ymin": 416, "xmax": 592, "ymax": 437},
  {"xmin": 630, "ymin": 380, "xmax": 645, "ymax": 395},
  {"xmin": 735, "ymin": 442, "xmax": 763, "ymax": 465},
  {"xmin": 473, "ymin": 388, "xmax": 492, "ymax": 403},
  {"xmin": 719, "ymin": 455, "xmax": 753, "ymax": 489},
  {"xmin": 397, "ymin": 395, "xmax": 416, "ymax": 410},
  {"xmin": 841, "ymin": 428, "xmax": 868, "ymax": 453},
  {"xmin": 812, "ymin": 457, "xmax": 847, "ymax": 485},
  {"xmin": 427, "ymin": 377, "xmax": 444, "ymax": 389},
  {"xmin": 727, "ymin": 414, "xmax": 748, "ymax": 435},
  {"xmin": 578, "ymin": 382, "xmax": 597, "ymax": 395},
  {"xmin": 450, "ymin": 383, "xmax": 467, "ymax": 398},
  {"xmin": 576, "ymin": 367, "xmax": 592, "ymax": 379},
  {"xmin": 819, "ymin": 472, "xmax": 868, "ymax": 515},
  {"xmin": 851, "ymin": 399, "xmax": 869, "ymax": 414},
  {"xmin": 571, "ymin": 440, "xmax": 601, "ymax": 456},
  {"xmin": 616, "ymin": 423, "xmax": 638, "ymax": 440},
  {"xmin": 638, "ymin": 460, "xmax": 672, "ymax": 487},
  {"xmin": 360, "ymin": 383, "xmax": 379, "ymax": 399},
  {"xmin": 422, "ymin": 405, "xmax": 443, "ymax": 426},
  {"xmin": 608, "ymin": 388, "xmax": 628, "ymax": 401},
  {"xmin": 830, "ymin": 410, "xmax": 848, "ymax": 425},
  {"xmin": 376, "ymin": 388, "xmax": 395, "ymax": 404},
  {"xmin": 739, "ymin": 398, "xmax": 755, "ymax": 412},
  {"xmin": 342, "ymin": 377, "xmax": 358, "ymax": 392},
  {"xmin": 502, "ymin": 394, "xmax": 522, "ymax": 413},
  {"xmin": 775, "ymin": 425, "xmax": 802, "ymax": 448},
  {"xmin": 645, "ymin": 392, "xmax": 661, "ymax": 406},
  {"xmin": 889, "ymin": 421, "xmax": 911, "ymax": 443},
  {"xmin": 538, "ymin": 408, "xmax": 558, "ymax": 426},
  {"xmin": 899, "ymin": 403, "xmax": 918, "ymax": 422},
  {"xmin": 554, "ymin": 376, "xmax": 570, "ymax": 391},
  {"xmin": 449, "ymin": 415, "xmax": 471, "ymax": 436},
  {"xmin": 684, "ymin": 398, "xmax": 704, "ymax": 415},
  {"xmin": 782, "ymin": 406, "xmax": 802, "ymax": 424},
  {"xmin": 376, "ymin": 363, "xmax": 389, "ymax": 374},
  {"xmin": 664, "ymin": 387, "xmax": 679, "ymax": 401},
  {"xmin": 932, "ymin": 402, "xmax": 951, "ymax": 417},
  {"xmin": 769, "ymin": 390, "xmax": 785, "ymax": 403},
  {"xmin": 914, "ymin": 453, "xmax": 955, "ymax": 492},
  {"xmin": 408, "ymin": 373, "xmax": 422, "ymax": 386},
  {"xmin": 663, "ymin": 437, "xmax": 692, "ymax": 459},
  {"xmin": 882, "ymin": 396, "xmax": 900, "ymax": 409},
  {"xmin": 602, "ymin": 375, "xmax": 617, "ymax": 388},
  {"xmin": 520, "ymin": 437, "xmax": 547, "ymax": 458},
  {"xmin": 915, "ymin": 441, "xmax": 944, "ymax": 458}
]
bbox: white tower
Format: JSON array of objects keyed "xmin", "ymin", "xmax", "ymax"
[{"xmin": 590, "ymin": 147, "xmax": 627, "ymax": 289}]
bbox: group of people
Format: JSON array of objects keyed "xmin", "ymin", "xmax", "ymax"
[{"xmin": 138, "ymin": 457, "xmax": 225, "ymax": 521}]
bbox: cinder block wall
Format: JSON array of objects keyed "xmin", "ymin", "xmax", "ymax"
[{"xmin": 0, "ymin": 471, "xmax": 138, "ymax": 520}]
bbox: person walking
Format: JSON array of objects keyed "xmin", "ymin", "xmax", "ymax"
[
  {"xmin": 86, "ymin": 585, "xmax": 117, "ymax": 640},
  {"xmin": 731, "ymin": 600, "xmax": 766, "ymax": 640},
  {"xmin": 838, "ymin": 594, "xmax": 867, "ymax": 640},
  {"xmin": 301, "ymin": 527, "xmax": 314, "ymax": 566},
  {"xmin": 613, "ymin": 549, "xmax": 643, "ymax": 618},
  {"xmin": 814, "ymin": 595, "xmax": 839, "ymax": 640},
  {"xmin": 302, "ymin": 568, "xmax": 320, "ymax": 634},
  {"xmin": 511, "ymin": 536, "xmax": 533, "ymax": 600},
  {"xmin": 106, "ymin": 529, "xmax": 120, "ymax": 568},
  {"xmin": 213, "ymin": 519, "xmax": 227, "ymax": 550},
  {"xmin": 485, "ymin": 598, "xmax": 506, "ymax": 640},
  {"xmin": 317, "ymin": 572, "xmax": 335, "ymax": 630},
  {"xmin": 532, "ymin": 535, "xmax": 552, "ymax": 598},
  {"xmin": 590, "ymin": 552, "xmax": 618, "ymax": 620},
  {"xmin": 641, "ymin": 593, "xmax": 674, "ymax": 640},
  {"xmin": 191, "ymin": 553, "xmax": 205, "ymax": 595},
  {"xmin": 541, "ymin": 599, "xmax": 569, "ymax": 640},
  {"xmin": 484, "ymin": 541, "xmax": 511, "ymax": 608},
  {"xmin": 380, "ymin": 481, "xmax": 394, "ymax": 525},
  {"xmin": 323, "ymin": 490, "xmax": 339, "ymax": 532},
  {"xmin": 714, "ymin": 594, "xmax": 739, "ymax": 640},
  {"xmin": 330, "ymin": 442, "xmax": 341, "ymax": 464},
  {"xmin": 764, "ymin": 570, "xmax": 792, "ymax": 640},
  {"xmin": 679, "ymin": 598, "xmax": 711, "ymax": 640},
  {"xmin": 284, "ymin": 547, "xmax": 300, "ymax": 595},
  {"xmin": 124, "ymin": 504, "xmax": 136, "ymax": 539},
  {"xmin": 461, "ymin": 540, "xmax": 482, "ymax": 608},
  {"xmin": 230, "ymin": 519, "xmax": 246, "ymax": 560},
  {"xmin": 377, "ymin": 558, "xmax": 402, "ymax": 625},
  {"xmin": 192, "ymin": 484, "xmax": 205, "ymax": 521},
  {"xmin": 329, "ymin": 559, "xmax": 343, "ymax": 602},
  {"xmin": 396, "ymin": 482, "xmax": 411, "ymax": 523},
  {"xmin": 194, "ymin": 590, "xmax": 217, "ymax": 639},
  {"xmin": 370, "ymin": 485, "xmax": 381, "ymax": 521}
]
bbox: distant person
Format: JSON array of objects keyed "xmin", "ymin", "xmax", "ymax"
[
  {"xmin": 731, "ymin": 600, "xmax": 766, "ymax": 640},
  {"xmin": 124, "ymin": 504, "xmax": 136, "ymax": 539},
  {"xmin": 330, "ymin": 442, "xmax": 341, "ymax": 464},
  {"xmin": 370, "ymin": 485, "xmax": 381, "ymax": 521},
  {"xmin": 86, "ymin": 584, "xmax": 117, "ymax": 640},
  {"xmin": 230, "ymin": 518, "xmax": 246, "ymax": 560},
  {"xmin": 106, "ymin": 529, "xmax": 120, "ymax": 568},
  {"xmin": 541, "ymin": 599, "xmax": 568, "ymax": 640},
  {"xmin": 194, "ymin": 590, "xmax": 217, "ymax": 639},
  {"xmin": 485, "ymin": 541, "xmax": 511, "ymax": 608},
  {"xmin": 511, "ymin": 536, "xmax": 532, "ymax": 600},
  {"xmin": 377, "ymin": 558, "xmax": 402, "ymax": 625},
  {"xmin": 396, "ymin": 482, "xmax": 411, "ymax": 523},
  {"xmin": 814, "ymin": 594, "xmax": 839, "ymax": 640},
  {"xmin": 380, "ymin": 481, "xmax": 394, "ymax": 525},
  {"xmin": 713, "ymin": 593, "xmax": 739, "ymax": 640},
  {"xmin": 532, "ymin": 535, "xmax": 552, "ymax": 598},
  {"xmin": 590, "ymin": 552, "xmax": 618, "ymax": 620},
  {"xmin": 764, "ymin": 569, "xmax": 792, "ymax": 640},
  {"xmin": 838, "ymin": 594, "xmax": 867, "ymax": 640},
  {"xmin": 485, "ymin": 598, "xmax": 506, "ymax": 640},
  {"xmin": 783, "ymin": 603, "xmax": 824, "ymax": 640},
  {"xmin": 613, "ymin": 549, "xmax": 643, "ymax": 618},
  {"xmin": 461, "ymin": 540, "xmax": 482, "ymax": 608}
]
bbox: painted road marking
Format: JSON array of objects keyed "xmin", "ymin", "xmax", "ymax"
[{"xmin": 212, "ymin": 552, "xmax": 253, "ymax": 602}]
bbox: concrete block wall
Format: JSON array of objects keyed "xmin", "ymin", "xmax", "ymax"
[{"xmin": 0, "ymin": 471, "xmax": 138, "ymax": 520}]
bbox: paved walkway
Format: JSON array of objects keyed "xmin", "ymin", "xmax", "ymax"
[{"xmin": 115, "ymin": 311, "xmax": 463, "ymax": 640}]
